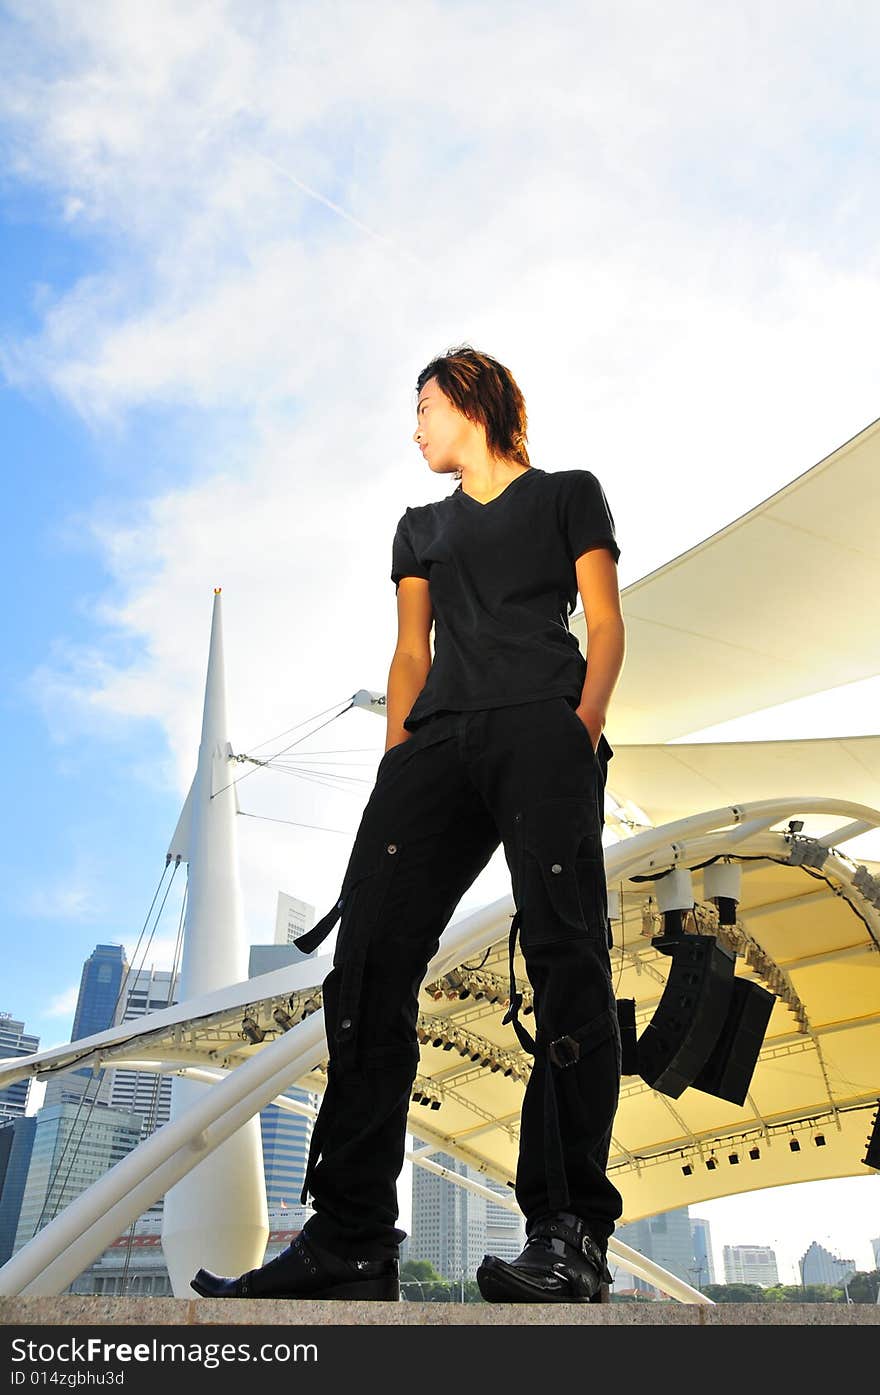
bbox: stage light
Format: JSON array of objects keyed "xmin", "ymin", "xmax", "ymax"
[
  {"xmin": 814, "ymin": 1133, "xmax": 826, "ymax": 1147},
  {"xmin": 728, "ymin": 1152, "xmax": 740, "ymax": 1165},
  {"xmin": 681, "ymin": 1163, "xmax": 693, "ymax": 1176},
  {"xmin": 706, "ymin": 1156, "xmax": 717, "ymax": 1171},
  {"xmin": 241, "ymin": 1016, "xmax": 266, "ymax": 1044},
  {"xmin": 429, "ymin": 1098, "xmax": 441, "ymax": 1110},
  {"xmin": 749, "ymin": 1146, "xmax": 761, "ymax": 1161},
  {"xmin": 442, "ymin": 1041, "xmax": 455, "ymax": 1051},
  {"xmin": 789, "ymin": 1137, "xmax": 801, "ymax": 1152},
  {"xmin": 431, "ymin": 1035, "xmax": 444, "ymax": 1048}
]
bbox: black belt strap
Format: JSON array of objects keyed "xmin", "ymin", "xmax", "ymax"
[
  {"xmin": 293, "ymin": 897, "xmax": 345, "ymax": 954},
  {"xmin": 296, "ymin": 849, "xmax": 401, "ymax": 1201}
]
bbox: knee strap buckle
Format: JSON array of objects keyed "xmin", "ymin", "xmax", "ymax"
[{"xmin": 548, "ymin": 1035, "xmax": 580, "ymax": 1069}]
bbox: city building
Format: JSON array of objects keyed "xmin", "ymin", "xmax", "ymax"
[
  {"xmin": 482, "ymin": 1175, "xmax": 525, "ymax": 1265},
  {"xmin": 407, "ymin": 1152, "xmax": 526, "ymax": 1286},
  {"xmin": 246, "ymin": 944, "xmax": 318, "ymax": 1223},
  {"xmin": 274, "ymin": 892, "xmax": 316, "ymax": 946},
  {"xmin": 0, "ymin": 1015, "xmax": 39, "ymax": 1122},
  {"xmin": 43, "ymin": 945, "xmax": 128, "ymax": 1110},
  {"xmin": 105, "ymin": 964, "xmax": 179, "ymax": 1219},
  {"xmin": 689, "ymin": 1216, "xmax": 715, "ymax": 1287},
  {"xmin": 723, "ymin": 1243, "xmax": 779, "ymax": 1286},
  {"xmin": 259, "ymin": 1091, "xmax": 316, "ymax": 1217},
  {"xmin": 15, "ymin": 937, "xmax": 318, "ymax": 1292},
  {"xmin": 611, "ymin": 1206, "xmax": 696, "ymax": 1297},
  {"xmin": 13, "ymin": 1100, "xmax": 143, "ymax": 1257},
  {"xmin": 799, "ymin": 1240, "xmax": 856, "ymax": 1288},
  {"xmin": 0, "ymin": 1116, "xmax": 36, "ymax": 1264},
  {"xmin": 108, "ymin": 965, "xmax": 178, "ymax": 1126}
]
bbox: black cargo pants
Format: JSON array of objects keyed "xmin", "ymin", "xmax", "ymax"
[{"xmin": 293, "ymin": 695, "xmax": 623, "ymax": 1260}]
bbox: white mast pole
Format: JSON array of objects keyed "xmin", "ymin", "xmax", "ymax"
[{"xmin": 161, "ymin": 588, "xmax": 269, "ymax": 1297}]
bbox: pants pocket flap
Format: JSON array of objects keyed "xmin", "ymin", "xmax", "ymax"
[
  {"xmin": 340, "ymin": 838, "xmax": 385, "ymax": 898},
  {"xmin": 523, "ymin": 797, "xmax": 604, "ymax": 935}
]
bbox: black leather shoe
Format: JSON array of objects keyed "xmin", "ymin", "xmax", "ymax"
[
  {"xmin": 191, "ymin": 1231, "xmax": 400, "ymax": 1301},
  {"xmin": 477, "ymin": 1212, "xmax": 612, "ymax": 1303}
]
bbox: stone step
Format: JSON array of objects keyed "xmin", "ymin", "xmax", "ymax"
[{"xmin": 2, "ymin": 1296, "xmax": 879, "ymax": 1325}]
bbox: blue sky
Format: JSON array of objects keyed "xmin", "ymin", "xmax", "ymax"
[
  {"xmin": 1, "ymin": 198, "xmax": 188, "ymax": 1034},
  {"xmin": 2, "ymin": 0, "xmax": 879, "ymax": 1284}
]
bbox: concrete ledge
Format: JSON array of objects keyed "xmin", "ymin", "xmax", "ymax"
[{"xmin": 2, "ymin": 1297, "xmax": 878, "ymax": 1325}]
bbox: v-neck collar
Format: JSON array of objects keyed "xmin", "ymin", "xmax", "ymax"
[{"xmin": 455, "ymin": 467, "xmax": 541, "ymax": 509}]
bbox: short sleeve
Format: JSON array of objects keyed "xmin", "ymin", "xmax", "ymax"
[
  {"xmin": 564, "ymin": 471, "xmax": 621, "ymax": 566},
  {"xmin": 390, "ymin": 510, "xmax": 430, "ymax": 591}
]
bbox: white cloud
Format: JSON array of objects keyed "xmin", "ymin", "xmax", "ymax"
[
  {"xmin": 3, "ymin": 0, "xmax": 878, "ymax": 938},
  {"xmin": 22, "ymin": 873, "xmax": 103, "ymax": 923},
  {"xmin": 44, "ymin": 984, "xmax": 81, "ymax": 1018}
]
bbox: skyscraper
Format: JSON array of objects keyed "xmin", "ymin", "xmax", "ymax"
[
  {"xmin": 0, "ymin": 1116, "xmax": 37, "ymax": 1264},
  {"xmin": 723, "ymin": 1244, "xmax": 778, "ymax": 1286},
  {"xmin": 43, "ymin": 945, "xmax": 128, "ymax": 1109},
  {"xmin": 611, "ymin": 1206, "xmax": 696, "ymax": 1297},
  {"xmin": 13, "ymin": 1101, "xmax": 143, "ymax": 1258},
  {"xmin": 799, "ymin": 1240, "xmax": 856, "ymax": 1287},
  {"xmin": 482, "ymin": 1175, "xmax": 526, "ymax": 1265},
  {"xmin": 106, "ymin": 965, "xmax": 178, "ymax": 1217},
  {"xmin": 108, "ymin": 968, "xmax": 177, "ymax": 1120},
  {"xmin": 689, "ymin": 1216, "xmax": 715, "ymax": 1287},
  {"xmin": 246, "ymin": 944, "xmax": 317, "ymax": 1235},
  {"xmin": 0, "ymin": 1015, "xmax": 39, "ymax": 1122},
  {"xmin": 409, "ymin": 1151, "xmax": 491, "ymax": 1285}
]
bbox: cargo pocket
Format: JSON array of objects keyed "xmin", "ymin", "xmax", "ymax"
[
  {"xmin": 376, "ymin": 716, "xmax": 455, "ymax": 781},
  {"xmin": 332, "ymin": 835, "xmax": 391, "ymax": 967},
  {"xmin": 521, "ymin": 796, "xmax": 607, "ymax": 945}
]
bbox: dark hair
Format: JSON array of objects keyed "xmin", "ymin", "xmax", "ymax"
[{"xmin": 416, "ymin": 345, "xmax": 530, "ymax": 481}]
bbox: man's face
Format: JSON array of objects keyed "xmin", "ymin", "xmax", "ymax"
[{"xmin": 413, "ymin": 377, "xmax": 474, "ymax": 475}]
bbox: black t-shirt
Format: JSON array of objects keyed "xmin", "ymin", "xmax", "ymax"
[{"xmin": 390, "ymin": 466, "xmax": 620, "ymax": 732}]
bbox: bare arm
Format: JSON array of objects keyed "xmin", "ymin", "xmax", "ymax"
[
  {"xmin": 385, "ymin": 576, "xmax": 433, "ymax": 752},
  {"xmin": 574, "ymin": 546, "xmax": 626, "ymax": 751}
]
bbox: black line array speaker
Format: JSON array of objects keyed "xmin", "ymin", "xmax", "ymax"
[
  {"xmin": 863, "ymin": 1102, "xmax": 880, "ymax": 1171},
  {"xmin": 637, "ymin": 935, "xmax": 736, "ymax": 1099},
  {"xmin": 615, "ymin": 998, "xmax": 638, "ymax": 1076},
  {"xmin": 690, "ymin": 977, "xmax": 776, "ymax": 1105}
]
